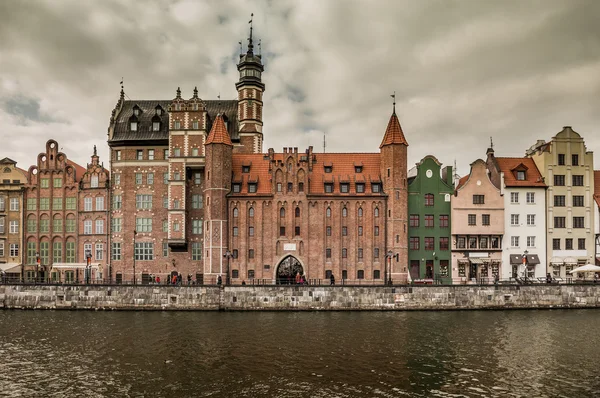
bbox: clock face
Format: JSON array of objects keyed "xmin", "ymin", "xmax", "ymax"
[{"xmin": 426, "ymin": 169, "xmax": 433, "ymax": 178}]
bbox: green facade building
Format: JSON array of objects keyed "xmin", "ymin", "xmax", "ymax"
[{"xmin": 407, "ymin": 156, "xmax": 454, "ymax": 284}]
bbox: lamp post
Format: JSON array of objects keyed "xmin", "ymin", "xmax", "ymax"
[
  {"xmin": 35, "ymin": 251, "xmax": 40, "ymax": 284},
  {"xmin": 133, "ymin": 230, "xmax": 137, "ymax": 285},
  {"xmin": 85, "ymin": 249, "xmax": 92, "ymax": 285},
  {"xmin": 522, "ymin": 249, "xmax": 529, "ymax": 281},
  {"xmin": 223, "ymin": 250, "xmax": 233, "ymax": 285},
  {"xmin": 385, "ymin": 250, "xmax": 393, "ymax": 286}
]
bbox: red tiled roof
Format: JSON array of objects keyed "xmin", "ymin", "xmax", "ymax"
[
  {"xmin": 230, "ymin": 152, "xmax": 383, "ymax": 196},
  {"xmin": 205, "ymin": 114, "xmax": 233, "ymax": 146},
  {"xmin": 67, "ymin": 159, "xmax": 86, "ymax": 182},
  {"xmin": 231, "ymin": 154, "xmax": 271, "ymax": 195},
  {"xmin": 594, "ymin": 170, "xmax": 600, "ymax": 207},
  {"xmin": 456, "ymin": 175, "xmax": 469, "ymax": 190},
  {"xmin": 495, "ymin": 157, "xmax": 546, "ymax": 187},
  {"xmin": 310, "ymin": 153, "xmax": 382, "ymax": 195},
  {"xmin": 379, "ymin": 112, "xmax": 408, "ymax": 148}
]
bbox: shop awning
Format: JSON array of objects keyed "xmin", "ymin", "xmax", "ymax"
[
  {"xmin": 510, "ymin": 255, "xmax": 523, "ymax": 265},
  {"xmin": 526, "ymin": 255, "xmax": 540, "ymax": 265},
  {"xmin": 564, "ymin": 257, "xmax": 578, "ymax": 265},
  {"xmin": 550, "ymin": 257, "xmax": 564, "ymax": 265},
  {"xmin": 469, "ymin": 258, "xmax": 485, "ymax": 264},
  {"xmin": 0, "ymin": 263, "xmax": 21, "ymax": 273},
  {"xmin": 51, "ymin": 263, "xmax": 101, "ymax": 270}
]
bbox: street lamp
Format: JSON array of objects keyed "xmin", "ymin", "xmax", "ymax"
[
  {"xmin": 223, "ymin": 250, "xmax": 233, "ymax": 285},
  {"xmin": 85, "ymin": 249, "xmax": 92, "ymax": 285},
  {"xmin": 133, "ymin": 230, "xmax": 137, "ymax": 285},
  {"xmin": 522, "ymin": 249, "xmax": 529, "ymax": 281},
  {"xmin": 385, "ymin": 250, "xmax": 393, "ymax": 286},
  {"xmin": 35, "ymin": 251, "xmax": 40, "ymax": 284}
]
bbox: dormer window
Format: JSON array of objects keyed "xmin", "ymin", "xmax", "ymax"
[
  {"xmin": 324, "ymin": 166, "xmax": 332, "ymax": 173},
  {"xmin": 516, "ymin": 170, "xmax": 526, "ymax": 181},
  {"xmin": 233, "ymin": 183, "xmax": 241, "ymax": 193},
  {"xmin": 355, "ymin": 166, "xmax": 363, "ymax": 173},
  {"xmin": 175, "ymin": 104, "xmax": 181, "ymax": 111},
  {"xmin": 130, "ymin": 121, "xmax": 138, "ymax": 131},
  {"xmin": 248, "ymin": 183, "xmax": 257, "ymax": 193},
  {"xmin": 153, "ymin": 121, "xmax": 160, "ymax": 131},
  {"xmin": 356, "ymin": 183, "xmax": 365, "ymax": 193},
  {"xmin": 340, "ymin": 183, "xmax": 349, "ymax": 193},
  {"xmin": 133, "ymin": 106, "xmax": 141, "ymax": 116},
  {"xmin": 371, "ymin": 183, "xmax": 381, "ymax": 193},
  {"xmin": 156, "ymin": 107, "xmax": 162, "ymax": 116},
  {"xmin": 242, "ymin": 165, "xmax": 250, "ymax": 173},
  {"xmin": 193, "ymin": 103, "xmax": 198, "ymax": 111},
  {"xmin": 324, "ymin": 183, "xmax": 334, "ymax": 193}
]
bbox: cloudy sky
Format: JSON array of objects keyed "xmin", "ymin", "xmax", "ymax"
[{"xmin": 1, "ymin": 0, "xmax": 599, "ymax": 176}]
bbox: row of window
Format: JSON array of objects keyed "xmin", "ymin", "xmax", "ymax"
[
  {"xmin": 25, "ymin": 197, "xmax": 79, "ymax": 211},
  {"xmin": 0, "ymin": 197, "xmax": 20, "ymax": 211},
  {"xmin": 409, "ymin": 237, "xmax": 449, "ymax": 251},
  {"xmin": 553, "ymin": 216, "xmax": 586, "ymax": 229},
  {"xmin": 557, "ymin": 153, "xmax": 580, "ymax": 166},
  {"xmin": 509, "ymin": 214, "xmax": 537, "ymax": 226},
  {"xmin": 409, "ymin": 214, "xmax": 449, "ymax": 228},
  {"xmin": 553, "ymin": 195, "xmax": 585, "ymax": 207},
  {"xmin": 509, "ymin": 192, "xmax": 536, "ymax": 204},
  {"xmin": 509, "ymin": 236, "xmax": 537, "ymax": 248},
  {"xmin": 323, "ymin": 182, "xmax": 381, "ymax": 194},
  {"xmin": 553, "ymin": 174, "xmax": 584, "ymax": 186},
  {"xmin": 26, "ymin": 241, "xmax": 77, "ymax": 264},
  {"xmin": 0, "ymin": 242, "xmax": 19, "ymax": 257},
  {"xmin": 552, "ymin": 238, "xmax": 586, "ymax": 250},
  {"xmin": 33, "ymin": 175, "xmax": 100, "ymax": 189},
  {"xmin": 117, "ymin": 147, "xmax": 204, "ymax": 162},
  {"xmin": 0, "ymin": 219, "xmax": 19, "ymax": 234},
  {"xmin": 129, "ymin": 172, "xmax": 202, "ymax": 186},
  {"xmin": 26, "ymin": 219, "xmax": 77, "ymax": 233},
  {"xmin": 456, "ymin": 236, "xmax": 502, "ymax": 249},
  {"xmin": 229, "ymin": 269, "xmax": 379, "ymax": 280},
  {"xmin": 109, "ymin": 241, "xmax": 203, "ymax": 261}
]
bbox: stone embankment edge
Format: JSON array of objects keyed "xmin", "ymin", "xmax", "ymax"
[{"xmin": 1, "ymin": 284, "xmax": 600, "ymax": 311}]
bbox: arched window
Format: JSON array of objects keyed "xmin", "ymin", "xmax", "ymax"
[
  {"xmin": 342, "ymin": 207, "xmax": 347, "ymax": 217},
  {"xmin": 326, "ymin": 207, "xmax": 331, "ymax": 217},
  {"xmin": 233, "ymin": 208, "xmax": 238, "ymax": 218},
  {"xmin": 374, "ymin": 207, "xmax": 379, "ymax": 217},
  {"xmin": 249, "ymin": 207, "xmax": 254, "ymax": 217},
  {"xmin": 295, "ymin": 207, "xmax": 300, "ymax": 217},
  {"xmin": 280, "ymin": 207, "xmax": 285, "ymax": 218},
  {"xmin": 358, "ymin": 208, "xmax": 363, "ymax": 217}
]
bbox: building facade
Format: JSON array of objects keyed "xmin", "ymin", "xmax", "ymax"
[
  {"xmin": 0, "ymin": 158, "xmax": 27, "ymax": 281},
  {"xmin": 105, "ymin": 28, "xmax": 409, "ymax": 284},
  {"xmin": 488, "ymin": 155, "xmax": 547, "ymax": 280},
  {"xmin": 451, "ymin": 156, "xmax": 504, "ymax": 282},
  {"xmin": 407, "ymin": 156, "xmax": 454, "ymax": 283},
  {"xmin": 526, "ymin": 127, "xmax": 596, "ymax": 277},
  {"xmin": 23, "ymin": 140, "xmax": 86, "ymax": 282}
]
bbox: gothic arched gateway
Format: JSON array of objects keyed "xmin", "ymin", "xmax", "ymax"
[{"xmin": 275, "ymin": 256, "xmax": 304, "ymax": 284}]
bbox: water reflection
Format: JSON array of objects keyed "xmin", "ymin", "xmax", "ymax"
[{"xmin": 0, "ymin": 310, "xmax": 599, "ymax": 397}]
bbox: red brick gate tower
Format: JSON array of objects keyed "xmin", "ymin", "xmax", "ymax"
[
  {"xmin": 204, "ymin": 115, "xmax": 233, "ymax": 282},
  {"xmin": 379, "ymin": 103, "xmax": 409, "ymax": 283}
]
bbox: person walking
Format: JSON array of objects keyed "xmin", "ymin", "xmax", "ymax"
[
  {"xmin": 217, "ymin": 275, "xmax": 222, "ymax": 285},
  {"xmin": 330, "ymin": 273, "xmax": 335, "ymax": 286}
]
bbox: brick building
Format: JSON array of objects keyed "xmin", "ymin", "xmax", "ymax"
[
  {"xmin": 106, "ymin": 27, "xmax": 410, "ymax": 284},
  {"xmin": 0, "ymin": 158, "xmax": 27, "ymax": 281}
]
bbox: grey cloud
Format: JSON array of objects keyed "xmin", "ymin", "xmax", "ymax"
[{"xmin": 0, "ymin": 0, "xmax": 598, "ymax": 177}]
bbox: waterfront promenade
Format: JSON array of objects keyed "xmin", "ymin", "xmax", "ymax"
[{"xmin": 2, "ymin": 282, "xmax": 600, "ymax": 311}]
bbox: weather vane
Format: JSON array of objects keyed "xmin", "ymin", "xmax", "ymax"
[{"xmin": 390, "ymin": 91, "xmax": 396, "ymax": 114}]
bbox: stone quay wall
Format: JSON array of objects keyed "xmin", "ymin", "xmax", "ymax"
[{"xmin": 1, "ymin": 284, "xmax": 600, "ymax": 311}]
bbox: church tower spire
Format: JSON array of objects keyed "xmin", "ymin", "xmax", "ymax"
[{"xmin": 236, "ymin": 13, "xmax": 265, "ymax": 154}]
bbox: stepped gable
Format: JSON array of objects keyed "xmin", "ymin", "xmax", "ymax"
[
  {"xmin": 495, "ymin": 157, "xmax": 546, "ymax": 187},
  {"xmin": 205, "ymin": 114, "xmax": 233, "ymax": 146},
  {"xmin": 109, "ymin": 99, "xmax": 238, "ymax": 142},
  {"xmin": 379, "ymin": 112, "xmax": 408, "ymax": 147}
]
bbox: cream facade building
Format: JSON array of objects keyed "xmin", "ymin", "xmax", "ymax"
[
  {"xmin": 526, "ymin": 127, "xmax": 595, "ymax": 277},
  {"xmin": 0, "ymin": 158, "xmax": 27, "ymax": 281}
]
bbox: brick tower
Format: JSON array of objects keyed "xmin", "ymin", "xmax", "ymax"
[
  {"xmin": 380, "ymin": 101, "xmax": 409, "ymax": 283},
  {"xmin": 235, "ymin": 15, "xmax": 265, "ymax": 154},
  {"xmin": 204, "ymin": 114, "xmax": 233, "ymax": 281}
]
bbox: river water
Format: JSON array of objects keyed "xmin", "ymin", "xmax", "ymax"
[{"xmin": 0, "ymin": 310, "xmax": 599, "ymax": 397}]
